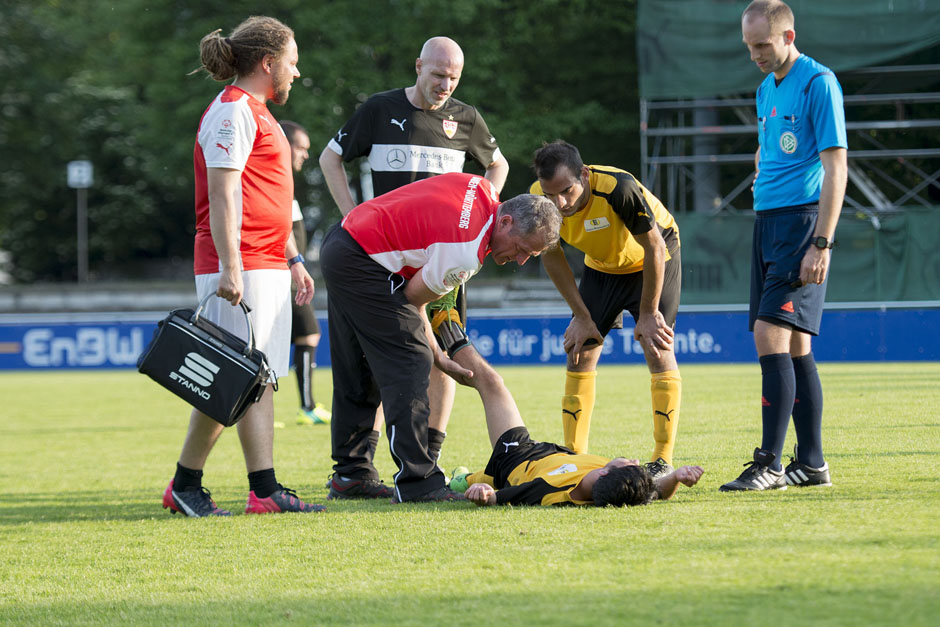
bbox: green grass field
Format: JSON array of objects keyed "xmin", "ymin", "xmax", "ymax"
[{"xmin": 1, "ymin": 363, "xmax": 938, "ymax": 625}]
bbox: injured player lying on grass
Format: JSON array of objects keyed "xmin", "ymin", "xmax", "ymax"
[{"xmin": 429, "ymin": 295, "xmax": 704, "ymax": 507}]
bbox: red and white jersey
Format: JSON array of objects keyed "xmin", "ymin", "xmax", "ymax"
[
  {"xmin": 341, "ymin": 173, "xmax": 501, "ymax": 295},
  {"xmin": 193, "ymin": 85, "xmax": 293, "ymax": 275}
]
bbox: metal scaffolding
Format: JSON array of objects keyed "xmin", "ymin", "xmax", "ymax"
[{"xmin": 639, "ymin": 64, "xmax": 940, "ymax": 224}]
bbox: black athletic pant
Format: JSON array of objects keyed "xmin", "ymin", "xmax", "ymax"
[{"xmin": 320, "ymin": 224, "xmax": 445, "ymax": 501}]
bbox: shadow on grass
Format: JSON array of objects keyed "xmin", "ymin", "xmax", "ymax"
[{"xmin": 0, "ymin": 490, "xmax": 474, "ymax": 525}]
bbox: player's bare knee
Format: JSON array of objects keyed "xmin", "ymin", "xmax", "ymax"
[{"xmin": 465, "ymin": 358, "xmax": 504, "ymax": 393}]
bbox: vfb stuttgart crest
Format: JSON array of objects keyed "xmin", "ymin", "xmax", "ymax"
[
  {"xmin": 442, "ymin": 119, "xmax": 458, "ymax": 139},
  {"xmin": 780, "ymin": 131, "xmax": 798, "ymax": 154}
]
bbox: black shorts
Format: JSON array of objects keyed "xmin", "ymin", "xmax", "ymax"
[
  {"xmin": 291, "ymin": 301, "xmax": 320, "ymax": 340},
  {"xmin": 578, "ymin": 248, "xmax": 681, "ymax": 344},
  {"xmin": 749, "ymin": 205, "xmax": 827, "ymax": 336},
  {"xmin": 289, "ymin": 219, "xmax": 321, "ymax": 340},
  {"xmin": 483, "ymin": 426, "xmax": 573, "ymax": 488}
]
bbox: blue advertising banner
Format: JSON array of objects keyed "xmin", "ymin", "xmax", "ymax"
[
  {"xmin": 1, "ymin": 320, "xmax": 148, "ymax": 369},
  {"xmin": 464, "ymin": 307, "xmax": 940, "ymax": 364},
  {"xmin": 1, "ymin": 306, "xmax": 937, "ymax": 370}
]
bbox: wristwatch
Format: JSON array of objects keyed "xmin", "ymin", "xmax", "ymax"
[
  {"xmin": 811, "ymin": 236, "xmax": 834, "ymax": 250},
  {"xmin": 287, "ymin": 254, "xmax": 305, "ymax": 267}
]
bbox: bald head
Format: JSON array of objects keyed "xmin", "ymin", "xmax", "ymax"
[
  {"xmin": 742, "ymin": 0, "xmax": 794, "ymax": 36},
  {"xmin": 409, "ymin": 36, "xmax": 464, "ymax": 110},
  {"xmin": 419, "ymin": 36, "xmax": 464, "ymax": 65},
  {"xmin": 742, "ymin": 0, "xmax": 798, "ymax": 77}
]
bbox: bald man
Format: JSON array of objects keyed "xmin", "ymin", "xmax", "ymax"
[{"xmin": 319, "ymin": 37, "xmax": 509, "ymax": 499}]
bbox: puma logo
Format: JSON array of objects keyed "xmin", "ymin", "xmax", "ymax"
[
  {"xmin": 655, "ymin": 409, "xmax": 674, "ymax": 421},
  {"xmin": 215, "ymin": 143, "xmax": 230, "ymax": 155},
  {"xmin": 390, "ymin": 118, "xmax": 407, "ymax": 131},
  {"xmin": 502, "ymin": 441, "xmax": 520, "ymax": 453},
  {"xmin": 562, "ymin": 408, "xmax": 581, "ymax": 421}
]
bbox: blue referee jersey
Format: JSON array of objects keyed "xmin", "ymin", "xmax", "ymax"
[{"xmin": 754, "ymin": 54, "xmax": 847, "ymax": 211}]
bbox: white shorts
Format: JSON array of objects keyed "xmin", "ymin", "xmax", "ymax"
[{"xmin": 195, "ymin": 269, "xmax": 292, "ymax": 379}]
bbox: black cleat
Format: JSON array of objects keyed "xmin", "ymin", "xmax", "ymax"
[
  {"xmin": 719, "ymin": 448, "xmax": 787, "ymax": 492},
  {"xmin": 391, "ymin": 486, "xmax": 467, "ymax": 504},
  {"xmin": 784, "ymin": 445, "xmax": 832, "ymax": 487},
  {"xmin": 327, "ymin": 474, "xmax": 394, "ymax": 500}
]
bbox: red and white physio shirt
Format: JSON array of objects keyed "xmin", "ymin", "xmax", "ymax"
[
  {"xmin": 193, "ymin": 85, "xmax": 293, "ymax": 275},
  {"xmin": 341, "ymin": 173, "xmax": 501, "ymax": 294}
]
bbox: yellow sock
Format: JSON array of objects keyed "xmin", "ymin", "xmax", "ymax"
[
  {"xmin": 466, "ymin": 471, "xmax": 493, "ymax": 487},
  {"xmin": 650, "ymin": 369, "xmax": 681, "ymax": 464},
  {"xmin": 562, "ymin": 370, "xmax": 597, "ymax": 454}
]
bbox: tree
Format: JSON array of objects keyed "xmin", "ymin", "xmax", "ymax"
[{"xmin": 0, "ymin": 0, "xmax": 640, "ymax": 282}]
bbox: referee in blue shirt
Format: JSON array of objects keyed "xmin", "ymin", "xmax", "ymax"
[{"xmin": 721, "ymin": 0, "xmax": 848, "ymax": 492}]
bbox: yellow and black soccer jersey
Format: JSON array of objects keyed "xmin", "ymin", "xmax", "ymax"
[
  {"xmin": 530, "ymin": 166, "xmax": 679, "ymax": 275},
  {"xmin": 496, "ymin": 452, "xmax": 611, "ymax": 506}
]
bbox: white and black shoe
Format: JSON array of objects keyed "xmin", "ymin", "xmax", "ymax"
[
  {"xmin": 645, "ymin": 457, "xmax": 675, "ymax": 480},
  {"xmin": 784, "ymin": 445, "xmax": 832, "ymax": 487},
  {"xmin": 719, "ymin": 448, "xmax": 787, "ymax": 492}
]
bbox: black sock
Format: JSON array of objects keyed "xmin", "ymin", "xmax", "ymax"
[
  {"xmin": 366, "ymin": 430, "xmax": 380, "ymax": 464},
  {"xmin": 173, "ymin": 463, "xmax": 203, "ymax": 492},
  {"xmin": 792, "ymin": 353, "xmax": 825, "ymax": 467},
  {"xmin": 759, "ymin": 353, "xmax": 795, "ymax": 471},
  {"xmin": 247, "ymin": 468, "xmax": 279, "ymax": 499},
  {"xmin": 428, "ymin": 428, "xmax": 446, "ymax": 464},
  {"xmin": 294, "ymin": 345, "xmax": 317, "ymax": 410}
]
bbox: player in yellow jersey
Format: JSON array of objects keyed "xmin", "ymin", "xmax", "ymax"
[
  {"xmin": 460, "ymin": 433, "xmax": 702, "ymax": 507},
  {"xmin": 530, "ymin": 141, "xmax": 682, "ymax": 479},
  {"xmin": 430, "ymin": 320, "xmax": 703, "ymax": 507}
]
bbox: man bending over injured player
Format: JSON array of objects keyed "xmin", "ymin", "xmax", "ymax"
[{"xmin": 428, "ymin": 296, "xmax": 703, "ymax": 507}]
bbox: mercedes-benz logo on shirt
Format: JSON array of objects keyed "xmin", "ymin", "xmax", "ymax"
[{"xmin": 387, "ymin": 149, "xmax": 406, "ymax": 169}]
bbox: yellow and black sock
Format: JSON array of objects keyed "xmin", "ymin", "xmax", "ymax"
[
  {"xmin": 650, "ymin": 369, "xmax": 681, "ymax": 465},
  {"xmin": 562, "ymin": 370, "xmax": 597, "ymax": 454}
]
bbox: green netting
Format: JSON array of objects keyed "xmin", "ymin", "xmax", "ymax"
[
  {"xmin": 677, "ymin": 208, "xmax": 940, "ymax": 304},
  {"xmin": 638, "ymin": 0, "xmax": 940, "ymax": 100}
]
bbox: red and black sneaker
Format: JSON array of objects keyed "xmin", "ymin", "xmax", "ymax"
[
  {"xmin": 163, "ymin": 480, "xmax": 231, "ymax": 517},
  {"xmin": 245, "ymin": 484, "xmax": 326, "ymax": 514},
  {"xmin": 327, "ymin": 474, "xmax": 394, "ymax": 500}
]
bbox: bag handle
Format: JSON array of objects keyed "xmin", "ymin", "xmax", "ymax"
[{"xmin": 191, "ymin": 293, "xmax": 255, "ymax": 357}]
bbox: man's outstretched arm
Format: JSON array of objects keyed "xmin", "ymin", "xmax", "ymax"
[
  {"xmin": 466, "ymin": 479, "xmax": 564, "ymax": 507},
  {"xmin": 654, "ymin": 466, "xmax": 704, "ymax": 501},
  {"xmin": 404, "ymin": 268, "xmax": 473, "ymax": 383}
]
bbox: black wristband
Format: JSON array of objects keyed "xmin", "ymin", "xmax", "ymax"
[{"xmin": 287, "ymin": 254, "xmax": 305, "ymax": 267}]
